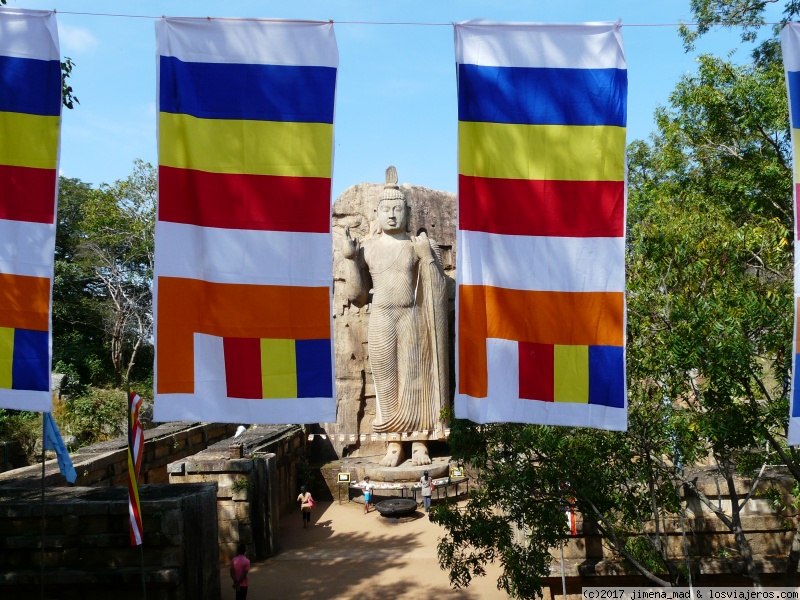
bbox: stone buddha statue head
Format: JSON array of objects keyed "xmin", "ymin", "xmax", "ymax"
[{"xmin": 376, "ymin": 165, "xmax": 409, "ymax": 235}]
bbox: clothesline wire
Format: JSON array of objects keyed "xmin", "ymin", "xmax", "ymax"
[{"xmin": 47, "ymin": 11, "xmax": 790, "ymax": 28}]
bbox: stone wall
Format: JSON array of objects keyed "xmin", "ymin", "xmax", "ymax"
[
  {"xmin": 167, "ymin": 424, "xmax": 305, "ymax": 563},
  {"xmin": 540, "ymin": 468, "xmax": 799, "ymax": 597},
  {"xmin": 0, "ymin": 483, "xmax": 220, "ymax": 600},
  {"xmin": 0, "ymin": 439, "xmax": 27, "ymax": 472},
  {"xmin": 0, "ymin": 421, "xmax": 239, "ymax": 489},
  {"xmin": 326, "ymin": 181, "xmax": 457, "ymax": 460}
]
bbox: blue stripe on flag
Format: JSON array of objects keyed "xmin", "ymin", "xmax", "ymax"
[
  {"xmin": 787, "ymin": 71, "xmax": 800, "ymax": 127},
  {"xmin": 457, "ymin": 63, "xmax": 627, "ymax": 127},
  {"xmin": 12, "ymin": 328, "xmax": 49, "ymax": 391},
  {"xmin": 0, "ymin": 55, "xmax": 61, "ymax": 116},
  {"xmin": 588, "ymin": 345, "xmax": 625, "ymax": 408},
  {"xmin": 159, "ymin": 56, "xmax": 337, "ymax": 123},
  {"xmin": 295, "ymin": 338, "xmax": 332, "ymax": 398}
]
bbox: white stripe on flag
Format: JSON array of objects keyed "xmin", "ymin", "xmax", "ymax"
[
  {"xmin": 0, "ymin": 9, "xmax": 59, "ymax": 61},
  {"xmin": 129, "ymin": 501, "xmax": 143, "ymax": 545},
  {"xmin": 152, "ymin": 333, "xmax": 337, "ymax": 423},
  {"xmin": 455, "ymin": 19, "xmax": 625, "ymax": 69},
  {"xmin": 154, "ymin": 221, "xmax": 332, "ymax": 287},
  {"xmin": 0, "ymin": 388, "xmax": 52, "ymax": 412},
  {"xmin": 458, "ymin": 230, "xmax": 625, "ymax": 292},
  {"xmin": 782, "ymin": 23, "xmax": 800, "ymax": 72},
  {"xmin": 156, "ymin": 18, "xmax": 338, "ymax": 67},
  {"xmin": 0, "ymin": 220, "xmax": 56, "ymax": 278},
  {"xmin": 795, "ymin": 241, "xmax": 800, "ymax": 288}
]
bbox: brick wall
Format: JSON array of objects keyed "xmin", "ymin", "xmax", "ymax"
[
  {"xmin": 0, "ymin": 422, "xmax": 240, "ymax": 489},
  {"xmin": 0, "ymin": 483, "xmax": 220, "ymax": 600}
]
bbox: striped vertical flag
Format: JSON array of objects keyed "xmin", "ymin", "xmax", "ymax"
[
  {"xmin": 781, "ymin": 24, "xmax": 800, "ymax": 445},
  {"xmin": 153, "ymin": 18, "xmax": 338, "ymax": 424},
  {"xmin": 454, "ymin": 21, "xmax": 628, "ymax": 430},
  {"xmin": 0, "ymin": 9, "xmax": 60, "ymax": 412},
  {"xmin": 128, "ymin": 389, "xmax": 144, "ymax": 546}
]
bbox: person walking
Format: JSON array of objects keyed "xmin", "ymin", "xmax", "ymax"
[
  {"xmin": 297, "ymin": 486, "xmax": 314, "ymax": 528},
  {"xmin": 229, "ymin": 543, "xmax": 250, "ymax": 600},
  {"xmin": 362, "ymin": 476, "xmax": 375, "ymax": 514},
  {"xmin": 420, "ymin": 470, "xmax": 433, "ymax": 513}
]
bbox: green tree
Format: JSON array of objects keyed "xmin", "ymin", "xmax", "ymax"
[
  {"xmin": 76, "ymin": 160, "xmax": 156, "ymax": 388},
  {"xmin": 52, "ymin": 177, "xmax": 109, "ymax": 387}
]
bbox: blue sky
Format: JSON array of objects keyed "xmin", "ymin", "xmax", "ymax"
[{"xmin": 6, "ymin": 1, "xmax": 783, "ymax": 198}]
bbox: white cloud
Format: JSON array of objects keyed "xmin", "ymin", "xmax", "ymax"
[{"xmin": 58, "ymin": 23, "xmax": 99, "ymax": 54}]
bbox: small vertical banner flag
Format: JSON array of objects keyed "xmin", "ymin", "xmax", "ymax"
[
  {"xmin": 454, "ymin": 20, "xmax": 628, "ymax": 430},
  {"xmin": 42, "ymin": 412, "xmax": 77, "ymax": 484},
  {"xmin": 153, "ymin": 18, "xmax": 338, "ymax": 424},
  {"xmin": 128, "ymin": 389, "xmax": 144, "ymax": 546},
  {"xmin": 781, "ymin": 23, "xmax": 800, "ymax": 445},
  {"xmin": 0, "ymin": 9, "xmax": 60, "ymax": 412}
]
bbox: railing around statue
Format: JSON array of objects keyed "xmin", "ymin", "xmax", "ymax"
[{"xmin": 347, "ymin": 476, "xmax": 469, "ymax": 506}]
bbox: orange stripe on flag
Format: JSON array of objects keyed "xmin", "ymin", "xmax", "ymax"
[
  {"xmin": 458, "ymin": 285, "xmax": 624, "ymax": 398},
  {"xmin": 157, "ymin": 277, "xmax": 330, "ymax": 394},
  {"xmin": 0, "ymin": 273, "xmax": 50, "ymax": 331}
]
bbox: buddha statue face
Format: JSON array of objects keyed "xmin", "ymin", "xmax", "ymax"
[{"xmin": 377, "ymin": 198, "xmax": 408, "ymax": 234}]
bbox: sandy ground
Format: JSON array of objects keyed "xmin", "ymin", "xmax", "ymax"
[{"xmin": 220, "ymin": 499, "xmax": 511, "ymax": 599}]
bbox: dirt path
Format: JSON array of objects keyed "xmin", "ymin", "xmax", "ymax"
[{"xmin": 219, "ymin": 499, "xmax": 511, "ymax": 599}]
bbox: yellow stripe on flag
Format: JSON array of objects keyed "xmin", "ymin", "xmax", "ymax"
[
  {"xmin": 458, "ymin": 121, "xmax": 625, "ymax": 182},
  {"xmin": 159, "ymin": 112, "xmax": 333, "ymax": 178},
  {"xmin": 793, "ymin": 132, "xmax": 800, "ymax": 180},
  {"xmin": 261, "ymin": 338, "xmax": 297, "ymax": 399},
  {"xmin": 554, "ymin": 344, "xmax": 589, "ymax": 403},
  {"xmin": 0, "ymin": 112, "xmax": 60, "ymax": 170},
  {"xmin": 0, "ymin": 327, "xmax": 13, "ymax": 389}
]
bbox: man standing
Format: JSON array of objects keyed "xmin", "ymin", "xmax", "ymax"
[
  {"xmin": 362, "ymin": 476, "xmax": 375, "ymax": 514},
  {"xmin": 229, "ymin": 543, "xmax": 250, "ymax": 599}
]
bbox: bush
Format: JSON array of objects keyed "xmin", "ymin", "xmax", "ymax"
[
  {"xmin": 0, "ymin": 409, "xmax": 41, "ymax": 457},
  {"xmin": 61, "ymin": 387, "xmax": 127, "ymax": 446}
]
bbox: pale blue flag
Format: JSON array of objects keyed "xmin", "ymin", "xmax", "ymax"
[{"xmin": 43, "ymin": 412, "xmax": 77, "ymax": 484}]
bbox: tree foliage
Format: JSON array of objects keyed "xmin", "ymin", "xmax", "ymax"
[{"xmin": 76, "ymin": 159, "xmax": 155, "ymax": 387}]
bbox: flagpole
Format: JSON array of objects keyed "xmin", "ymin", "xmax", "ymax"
[{"xmin": 40, "ymin": 413, "xmax": 46, "ymax": 600}]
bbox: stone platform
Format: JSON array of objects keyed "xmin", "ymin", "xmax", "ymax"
[
  {"xmin": 319, "ymin": 455, "xmax": 459, "ymax": 502},
  {"xmin": 365, "ymin": 456, "xmax": 449, "ymax": 482}
]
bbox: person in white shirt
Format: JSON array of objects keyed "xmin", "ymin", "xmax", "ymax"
[
  {"xmin": 420, "ymin": 470, "xmax": 433, "ymax": 512},
  {"xmin": 362, "ymin": 476, "xmax": 375, "ymax": 514}
]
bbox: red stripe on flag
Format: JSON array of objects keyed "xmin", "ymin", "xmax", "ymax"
[
  {"xmin": 519, "ymin": 342, "xmax": 554, "ymax": 401},
  {"xmin": 223, "ymin": 337, "xmax": 263, "ymax": 399},
  {"xmin": 158, "ymin": 166, "xmax": 331, "ymax": 233},
  {"xmin": 0, "ymin": 164, "xmax": 56, "ymax": 224},
  {"xmin": 459, "ymin": 175, "xmax": 624, "ymax": 237}
]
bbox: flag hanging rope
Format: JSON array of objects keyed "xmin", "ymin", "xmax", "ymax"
[{"xmin": 32, "ymin": 9, "xmax": 787, "ymax": 29}]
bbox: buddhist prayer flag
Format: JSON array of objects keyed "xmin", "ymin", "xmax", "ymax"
[
  {"xmin": 781, "ymin": 23, "xmax": 800, "ymax": 445},
  {"xmin": 153, "ymin": 18, "xmax": 337, "ymax": 424},
  {"xmin": 43, "ymin": 412, "xmax": 77, "ymax": 484},
  {"xmin": 128, "ymin": 389, "xmax": 144, "ymax": 545},
  {"xmin": 0, "ymin": 9, "xmax": 60, "ymax": 411},
  {"xmin": 454, "ymin": 20, "xmax": 628, "ymax": 430}
]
